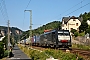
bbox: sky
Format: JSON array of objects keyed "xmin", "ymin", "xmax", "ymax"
[{"xmin": 0, "ymin": 0, "xmax": 90, "ymax": 31}]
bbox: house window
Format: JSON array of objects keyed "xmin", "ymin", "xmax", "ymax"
[
  {"xmin": 73, "ymin": 19, "xmax": 76, "ymax": 21},
  {"xmin": 76, "ymin": 23, "xmax": 78, "ymax": 26}
]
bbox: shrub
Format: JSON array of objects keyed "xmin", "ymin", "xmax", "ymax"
[
  {"xmin": 44, "ymin": 49, "xmax": 78, "ymax": 60},
  {"xmin": 71, "ymin": 29, "xmax": 77, "ymax": 34},
  {"xmin": 78, "ymin": 32, "xmax": 85, "ymax": 36},
  {"xmin": 73, "ymin": 44, "xmax": 90, "ymax": 50},
  {"xmin": 4, "ymin": 50, "xmax": 8, "ymax": 57},
  {"xmin": 19, "ymin": 45, "xmax": 84, "ymax": 60},
  {"xmin": 0, "ymin": 42, "xmax": 4, "ymax": 58},
  {"xmin": 74, "ymin": 32, "xmax": 78, "ymax": 37}
]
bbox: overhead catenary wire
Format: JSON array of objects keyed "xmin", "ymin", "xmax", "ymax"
[
  {"xmin": 54, "ymin": 0, "xmax": 85, "ymax": 20},
  {"xmin": 0, "ymin": 0, "xmax": 9, "ymax": 21},
  {"xmin": 2, "ymin": 0, "xmax": 9, "ymax": 20},
  {"xmin": 58, "ymin": 2, "xmax": 90, "ymax": 20},
  {"xmin": 65, "ymin": 2, "xmax": 90, "ymax": 16},
  {"xmin": 25, "ymin": 0, "xmax": 31, "ymax": 10},
  {"xmin": 23, "ymin": 0, "xmax": 89, "ymax": 30},
  {"xmin": 0, "ymin": 0, "xmax": 6, "ymax": 21}
]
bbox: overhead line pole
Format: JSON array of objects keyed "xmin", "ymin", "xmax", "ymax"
[
  {"xmin": 7, "ymin": 20, "xmax": 10, "ymax": 57},
  {"xmin": 24, "ymin": 10, "xmax": 32, "ymax": 48}
]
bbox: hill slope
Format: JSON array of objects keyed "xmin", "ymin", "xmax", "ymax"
[
  {"xmin": 0, "ymin": 26, "xmax": 23, "ymax": 42},
  {"xmin": 20, "ymin": 21, "xmax": 62, "ymax": 39}
]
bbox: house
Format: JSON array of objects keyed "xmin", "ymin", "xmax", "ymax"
[{"xmin": 62, "ymin": 16, "xmax": 83, "ymax": 32}]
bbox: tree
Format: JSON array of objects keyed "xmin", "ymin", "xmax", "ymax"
[
  {"xmin": 79, "ymin": 11, "xmax": 90, "ymax": 35},
  {"xmin": 0, "ymin": 42, "xmax": 4, "ymax": 58},
  {"xmin": 85, "ymin": 25, "xmax": 90, "ymax": 34},
  {"xmin": 79, "ymin": 21, "xmax": 88, "ymax": 33},
  {"xmin": 2, "ymin": 35, "xmax": 8, "ymax": 50},
  {"xmin": 71, "ymin": 29, "xmax": 77, "ymax": 34},
  {"xmin": 74, "ymin": 32, "xmax": 78, "ymax": 37}
]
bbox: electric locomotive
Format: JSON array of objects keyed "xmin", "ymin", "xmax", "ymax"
[{"xmin": 38, "ymin": 29, "xmax": 71, "ymax": 48}]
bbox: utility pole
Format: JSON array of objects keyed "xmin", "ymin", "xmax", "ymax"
[
  {"xmin": 7, "ymin": 20, "xmax": 10, "ymax": 57},
  {"xmin": 24, "ymin": 10, "xmax": 32, "ymax": 48}
]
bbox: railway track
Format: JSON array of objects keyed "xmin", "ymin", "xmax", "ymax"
[
  {"xmin": 23, "ymin": 44, "xmax": 90, "ymax": 59},
  {"xmin": 70, "ymin": 48, "xmax": 90, "ymax": 59},
  {"xmin": 31, "ymin": 46, "xmax": 90, "ymax": 60}
]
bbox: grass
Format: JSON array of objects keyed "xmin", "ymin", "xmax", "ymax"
[
  {"xmin": 18, "ymin": 44, "xmax": 84, "ymax": 60},
  {"xmin": 72, "ymin": 44, "xmax": 90, "ymax": 50}
]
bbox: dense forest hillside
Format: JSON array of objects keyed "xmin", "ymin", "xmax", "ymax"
[
  {"xmin": 0, "ymin": 26, "xmax": 23, "ymax": 42},
  {"xmin": 20, "ymin": 21, "xmax": 62, "ymax": 39}
]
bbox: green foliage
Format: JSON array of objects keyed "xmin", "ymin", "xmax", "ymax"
[
  {"xmin": 85, "ymin": 25, "xmax": 90, "ymax": 34},
  {"xmin": 43, "ymin": 49, "xmax": 80, "ymax": 60},
  {"xmin": 21, "ymin": 21, "xmax": 62, "ymax": 39},
  {"xmin": 2, "ymin": 35, "xmax": 8, "ymax": 49},
  {"xmin": 19, "ymin": 45, "xmax": 49, "ymax": 60},
  {"xmin": 4, "ymin": 50, "xmax": 8, "ymax": 57},
  {"xmin": 77, "ymin": 12, "xmax": 90, "ymax": 36},
  {"xmin": 72, "ymin": 44, "xmax": 90, "ymax": 50},
  {"xmin": 28, "ymin": 49, "xmax": 48, "ymax": 60},
  {"xmin": 79, "ymin": 21, "xmax": 88, "ymax": 32},
  {"xmin": 74, "ymin": 32, "xmax": 78, "ymax": 37},
  {"xmin": 19, "ymin": 45, "xmax": 84, "ymax": 60},
  {"xmin": 0, "ymin": 42, "xmax": 4, "ymax": 58},
  {"xmin": 71, "ymin": 29, "xmax": 77, "ymax": 34},
  {"xmin": 78, "ymin": 32, "xmax": 85, "ymax": 36},
  {"xmin": 79, "ymin": 12, "xmax": 90, "ymax": 33},
  {"xmin": 2, "ymin": 35, "xmax": 15, "ymax": 49}
]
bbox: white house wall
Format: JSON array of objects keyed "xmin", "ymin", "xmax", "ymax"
[
  {"xmin": 62, "ymin": 24, "xmax": 68, "ymax": 30},
  {"xmin": 62, "ymin": 19, "xmax": 81, "ymax": 32}
]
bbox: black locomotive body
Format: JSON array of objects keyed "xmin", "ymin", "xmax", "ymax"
[{"xmin": 38, "ymin": 30, "xmax": 72, "ymax": 48}]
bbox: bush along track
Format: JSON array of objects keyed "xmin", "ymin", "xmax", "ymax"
[
  {"xmin": 18, "ymin": 44, "xmax": 84, "ymax": 60},
  {"xmin": 72, "ymin": 44, "xmax": 90, "ymax": 50}
]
